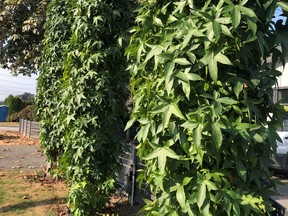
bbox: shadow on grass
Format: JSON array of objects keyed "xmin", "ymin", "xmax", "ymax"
[{"xmin": 0, "ymin": 197, "xmax": 65, "ymax": 213}]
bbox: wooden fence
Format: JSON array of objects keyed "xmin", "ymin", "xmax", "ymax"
[{"xmin": 19, "ymin": 118, "xmax": 40, "ymax": 139}]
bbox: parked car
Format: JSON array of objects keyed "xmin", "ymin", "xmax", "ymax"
[{"xmin": 270, "ymin": 118, "xmax": 288, "ymax": 174}]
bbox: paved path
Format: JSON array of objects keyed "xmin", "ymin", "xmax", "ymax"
[
  {"xmin": 0, "ymin": 145, "xmax": 46, "ymax": 170},
  {"xmin": 0, "ymin": 126, "xmax": 19, "ymax": 132}
]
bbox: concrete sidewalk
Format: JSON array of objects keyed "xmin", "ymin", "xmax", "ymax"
[
  {"xmin": 0, "ymin": 126, "xmax": 19, "ymax": 132},
  {"xmin": 0, "ymin": 145, "xmax": 46, "ymax": 170}
]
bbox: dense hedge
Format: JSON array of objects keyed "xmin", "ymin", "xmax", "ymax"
[{"xmin": 126, "ymin": 1, "xmax": 288, "ymax": 215}]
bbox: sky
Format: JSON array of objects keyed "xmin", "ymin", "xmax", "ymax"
[{"xmin": 0, "ymin": 68, "xmax": 37, "ymax": 102}]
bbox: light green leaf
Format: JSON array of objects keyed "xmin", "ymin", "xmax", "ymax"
[
  {"xmin": 173, "ymin": 1, "xmax": 186, "ymax": 14},
  {"xmin": 194, "ymin": 124, "xmax": 203, "ymax": 147},
  {"xmin": 124, "ymin": 118, "xmax": 135, "ymax": 131},
  {"xmin": 163, "ymin": 106, "xmax": 173, "ymax": 128},
  {"xmin": 65, "ymin": 114, "xmax": 75, "ymax": 125},
  {"xmin": 278, "ymin": 2, "xmax": 288, "ymax": 11},
  {"xmin": 163, "ymin": 103, "xmax": 185, "ymax": 129},
  {"xmin": 158, "ymin": 153, "xmax": 167, "ymax": 173},
  {"xmin": 208, "ymin": 57, "xmax": 218, "ymax": 81},
  {"xmin": 163, "ymin": 146, "xmax": 180, "ymax": 159},
  {"xmin": 176, "ymin": 186, "xmax": 186, "ymax": 209},
  {"xmin": 142, "ymin": 123, "xmax": 150, "ymax": 141},
  {"xmin": 197, "ymin": 183, "xmax": 206, "ymax": 208},
  {"xmin": 234, "ymin": 81, "xmax": 243, "ymax": 99},
  {"xmin": 161, "ymin": 2, "xmax": 171, "ymax": 14},
  {"xmin": 221, "ymin": 25, "xmax": 233, "ymax": 37},
  {"xmin": 174, "ymin": 58, "xmax": 191, "ymax": 65},
  {"xmin": 183, "ymin": 177, "xmax": 192, "ymax": 186},
  {"xmin": 171, "ymin": 103, "xmax": 185, "ymax": 119},
  {"xmin": 218, "ymin": 97, "xmax": 238, "ymax": 105},
  {"xmin": 182, "ymin": 81, "xmax": 191, "ymax": 99},
  {"xmin": 164, "ymin": 62, "xmax": 175, "ymax": 95},
  {"xmin": 181, "ymin": 30, "xmax": 194, "ymax": 50},
  {"xmin": 212, "ymin": 20, "xmax": 221, "ymax": 41},
  {"xmin": 150, "ymin": 103, "xmax": 169, "ymax": 114},
  {"xmin": 187, "ymin": 73, "xmax": 204, "ymax": 81},
  {"xmin": 232, "ymin": 7, "xmax": 241, "ymax": 28},
  {"xmin": 167, "ymin": 15, "xmax": 178, "ymax": 23},
  {"xmin": 144, "ymin": 45, "xmax": 163, "ymax": 63},
  {"xmin": 186, "ymin": 52, "xmax": 196, "ymax": 63},
  {"xmin": 238, "ymin": 5, "xmax": 257, "ymax": 18},
  {"xmin": 154, "ymin": 17, "xmax": 163, "ymax": 27},
  {"xmin": 215, "ymin": 53, "xmax": 233, "ymax": 66},
  {"xmin": 204, "ymin": 180, "xmax": 218, "ymax": 191},
  {"xmin": 253, "ymin": 133, "xmax": 264, "ymax": 143},
  {"xmin": 176, "ymin": 72, "xmax": 189, "ymax": 83},
  {"xmin": 247, "ymin": 18, "xmax": 257, "ymax": 35},
  {"xmin": 144, "ymin": 147, "xmax": 163, "ymax": 160},
  {"xmin": 181, "ymin": 121, "xmax": 198, "ymax": 129},
  {"xmin": 212, "ymin": 123, "xmax": 223, "ymax": 150},
  {"xmin": 233, "ymin": 105, "xmax": 243, "ymax": 116},
  {"xmin": 137, "ymin": 43, "xmax": 144, "ymax": 64},
  {"xmin": 236, "ymin": 123, "xmax": 250, "ymax": 130}
]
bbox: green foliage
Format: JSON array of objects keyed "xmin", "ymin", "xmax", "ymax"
[
  {"xmin": 126, "ymin": 0, "xmax": 288, "ymax": 215},
  {"xmin": 36, "ymin": 0, "xmax": 71, "ymax": 166},
  {"xmin": 37, "ymin": 0, "xmax": 135, "ymax": 214},
  {"xmin": 3, "ymin": 95, "xmax": 24, "ymax": 117},
  {"xmin": 0, "ymin": 0, "xmax": 50, "ymax": 75}
]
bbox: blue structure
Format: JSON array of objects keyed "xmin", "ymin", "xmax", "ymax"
[{"xmin": 0, "ymin": 105, "xmax": 9, "ymax": 122}]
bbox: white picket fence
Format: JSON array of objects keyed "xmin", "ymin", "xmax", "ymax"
[{"xmin": 19, "ymin": 118, "xmax": 40, "ymax": 139}]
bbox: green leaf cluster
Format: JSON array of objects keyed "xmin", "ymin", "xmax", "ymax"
[
  {"xmin": 0, "ymin": 0, "xmax": 50, "ymax": 75},
  {"xmin": 36, "ymin": 0, "xmax": 134, "ymax": 214},
  {"xmin": 127, "ymin": 0, "xmax": 288, "ymax": 215}
]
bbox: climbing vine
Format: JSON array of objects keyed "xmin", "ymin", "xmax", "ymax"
[
  {"xmin": 126, "ymin": 0, "xmax": 288, "ymax": 215},
  {"xmin": 36, "ymin": 0, "xmax": 71, "ymax": 165},
  {"xmin": 37, "ymin": 0, "xmax": 134, "ymax": 214}
]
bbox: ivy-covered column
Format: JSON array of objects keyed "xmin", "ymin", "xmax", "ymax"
[
  {"xmin": 38, "ymin": 0, "xmax": 134, "ymax": 215},
  {"xmin": 36, "ymin": 0, "xmax": 71, "ymax": 166},
  {"xmin": 126, "ymin": 1, "xmax": 288, "ymax": 215},
  {"xmin": 60, "ymin": 0, "xmax": 132, "ymax": 215}
]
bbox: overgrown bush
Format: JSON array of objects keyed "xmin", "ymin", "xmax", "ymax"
[
  {"xmin": 126, "ymin": 1, "xmax": 288, "ymax": 215},
  {"xmin": 9, "ymin": 105, "xmax": 36, "ymax": 122}
]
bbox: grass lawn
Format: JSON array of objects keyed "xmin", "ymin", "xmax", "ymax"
[{"xmin": 0, "ymin": 170, "xmax": 68, "ymax": 216}]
